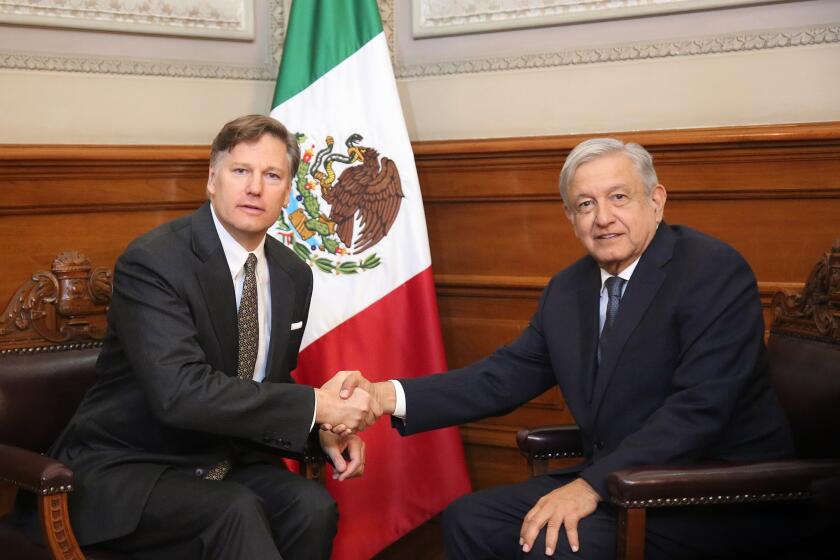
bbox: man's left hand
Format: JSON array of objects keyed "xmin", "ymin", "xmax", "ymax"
[
  {"xmin": 519, "ymin": 478, "xmax": 601, "ymax": 556},
  {"xmin": 319, "ymin": 431, "xmax": 365, "ymax": 481}
]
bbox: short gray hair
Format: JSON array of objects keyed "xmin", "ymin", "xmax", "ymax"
[{"xmin": 558, "ymin": 138, "xmax": 658, "ymax": 206}]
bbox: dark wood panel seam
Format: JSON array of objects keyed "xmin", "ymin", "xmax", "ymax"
[
  {"xmin": 416, "ymin": 149, "xmax": 840, "ymax": 168},
  {"xmin": 411, "ymin": 122, "xmax": 840, "ymax": 156},
  {"xmin": 436, "ymin": 275, "xmax": 802, "ymax": 299},
  {"xmin": 0, "ymin": 201, "xmax": 204, "ymax": 216},
  {"xmin": 422, "ymin": 189, "xmax": 840, "ymax": 204}
]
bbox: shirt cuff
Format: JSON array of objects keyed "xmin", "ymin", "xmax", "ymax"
[{"xmin": 390, "ymin": 380, "xmax": 407, "ymax": 419}]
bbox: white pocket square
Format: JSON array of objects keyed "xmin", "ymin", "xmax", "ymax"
[{"xmin": 290, "ymin": 321, "xmax": 303, "ymax": 331}]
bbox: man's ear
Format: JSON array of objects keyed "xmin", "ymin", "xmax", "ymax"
[
  {"xmin": 650, "ymin": 184, "xmax": 667, "ymax": 222},
  {"xmin": 282, "ymin": 182, "xmax": 292, "ymax": 208},
  {"xmin": 563, "ymin": 204, "xmax": 575, "ymax": 224},
  {"xmin": 206, "ymin": 165, "xmax": 217, "ymax": 197}
]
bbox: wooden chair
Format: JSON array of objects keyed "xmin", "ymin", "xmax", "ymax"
[
  {"xmin": 0, "ymin": 252, "xmax": 324, "ymax": 560},
  {"xmin": 517, "ymin": 239, "xmax": 840, "ymax": 560}
]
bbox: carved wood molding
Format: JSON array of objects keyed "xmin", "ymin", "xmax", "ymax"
[
  {"xmin": 412, "ymin": 122, "xmax": 840, "ymax": 157},
  {"xmin": 4, "ymin": 121, "xmax": 838, "ymax": 164},
  {"xmin": 771, "ymin": 238, "xmax": 840, "ymax": 343},
  {"xmin": 39, "ymin": 493, "xmax": 84, "ymax": 560},
  {"xmin": 0, "ymin": 252, "xmax": 113, "ymax": 353},
  {"xmin": 2, "ymin": 201, "xmax": 203, "ymax": 218},
  {"xmin": 414, "ymin": 122, "xmax": 840, "ymax": 204},
  {"xmin": 0, "ymin": 144, "xmax": 209, "ymax": 162},
  {"xmin": 0, "ymin": 144, "xmax": 209, "ymax": 181}
]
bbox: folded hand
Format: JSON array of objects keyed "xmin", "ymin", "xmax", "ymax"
[{"xmin": 319, "ymin": 430, "xmax": 365, "ymax": 481}]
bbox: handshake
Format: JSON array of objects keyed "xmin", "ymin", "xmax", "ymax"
[{"xmin": 313, "ymin": 371, "xmax": 396, "ymax": 435}]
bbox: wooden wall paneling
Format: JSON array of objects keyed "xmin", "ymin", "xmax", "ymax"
[
  {"xmin": 2, "ymin": 122, "xmax": 839, "ymax": 500},
  {"xmin": 0, "ymin": 146, "xmax": 209, "ymax": 300}
]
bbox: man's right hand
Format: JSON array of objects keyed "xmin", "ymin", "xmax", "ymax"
[
  {"xmin": 319, "ymin": 371, "xmax": 396, "ymax": 435},
  {"xmin": 313, "ymin": 385, "xmax": 381, "ymax": 434}
]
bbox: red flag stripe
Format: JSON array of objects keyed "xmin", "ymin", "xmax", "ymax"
[{"xmin": 295, "ymin": 267, "xmax": 471, "ymax": 559}]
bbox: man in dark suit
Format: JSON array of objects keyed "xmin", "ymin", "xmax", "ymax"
[
  {"xmin": 333, "ymin": 138, "xmax": 796, "ymax": 558},
  {"xmin": 36, "ymin": 115, "xmax": 380, "ymax": 559}
]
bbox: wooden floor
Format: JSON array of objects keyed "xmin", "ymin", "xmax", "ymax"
[{"xmin": 374, "ymin": 515, "xmax": 445, "ymax": 560}]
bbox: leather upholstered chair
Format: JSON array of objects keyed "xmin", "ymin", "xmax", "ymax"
[
  {"xmin": 0, "ymin": 252, "xmax": 324, "ymax": 560},
  {"xmin": 517, "ymin": 239, "xmax": 840, "ymax": 560}
]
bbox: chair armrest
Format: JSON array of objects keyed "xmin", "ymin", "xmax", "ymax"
[
  {"xmin": 516, "ymin": 425, "xmax": 584, "ymax": 459},
  {"xmin": 0, "ymin": 445, "xmax": 85, "ymax": 559},
  {"xmin": 0, "ymin": 444, "xmax": 74, "ymax": 495},
  {"xmin": 607, "ymin": 459, "xmax": 840, "ymax": 508}
]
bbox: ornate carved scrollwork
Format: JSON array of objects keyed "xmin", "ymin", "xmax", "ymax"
[
  {"xmin": 40, "ymin": 493, "xmax": 85, "ymax": 560},
  {"xmin": 0, "ymin": 251, "xmax": 113, "ymax": 352},
  {"xmin": 771, "ymin": 238, "xmax": 840, "ymax": 342}
]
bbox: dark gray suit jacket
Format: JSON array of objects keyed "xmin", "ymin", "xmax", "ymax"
[
  {"xmin": 47, "ymin": 203, "xmax": 315, "ymax": 545},
  {"xmin": 396, "ymin": 224, "xmax": 794, "ymax": 498}
]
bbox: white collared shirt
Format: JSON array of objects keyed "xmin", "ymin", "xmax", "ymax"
[
  {"xmin": 598, "ymin": 257, "xmax": 640, "ymax": 334},
  {"xmin": 210, "ymin": 205, "xmax": 272, "ymax": 382}
]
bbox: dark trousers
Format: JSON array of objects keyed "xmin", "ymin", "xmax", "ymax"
[
  {"xmin": 103, "ymin": 463, "xmax": 337, "ymax": 560},
  {"xmin": 442, "ymin": 474, "xmax": 836, "ymax": 560}
]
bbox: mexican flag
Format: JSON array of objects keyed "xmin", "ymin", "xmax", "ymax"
[{"xmin": 269, "ymin": 1, "xmax": 471, "ymax": 558}]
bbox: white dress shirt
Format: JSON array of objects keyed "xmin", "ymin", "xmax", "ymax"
[
  {"xmin": 598, "ymin": 257, "xmax": 639, "ymax": 334},
  {"xmin": 210, "ymin": 205, "xmax": 271, "ymax": 382},
  {"xmin": 210, "ymin": 205, "xmax": 318, "ymax": 430}
]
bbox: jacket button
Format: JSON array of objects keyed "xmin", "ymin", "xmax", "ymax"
[
  {"xmin": 194, "ymin": 468, "xmax": 205, "ymax": 477},
  {"xmin": 594, "ymin": 440, "xmax": 604, "ymax": 450}
]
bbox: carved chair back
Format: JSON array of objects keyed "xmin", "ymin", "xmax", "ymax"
[
  {"xmin": 767, "ymin": 238, "xmax": 840, "ymax": 459},
  {"xmin": 0, "ymin": 252, "xmax": 111, "ymax": 457}
]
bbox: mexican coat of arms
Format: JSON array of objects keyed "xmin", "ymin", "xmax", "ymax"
[{"xmin": 276, "ymin": 133, "xmax": 404, "ymax": 275}]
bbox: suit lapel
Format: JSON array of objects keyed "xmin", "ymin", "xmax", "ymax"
[
  {"xmin": 591, "ymin": 224, "xmax": 675, "ymax": 418},
  {"xmin": 577, "ymin": 265, "xmax": 601, "ymax": 410},
  {"xmin": 264, "ymin": 240, "xmax": 294, "ymax": 383},
  {"xmin": 192, "ymin": 203, "xmax": 238, "ymax": 377}
]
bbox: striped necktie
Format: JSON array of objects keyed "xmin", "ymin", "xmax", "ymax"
[{"xmin": 598, "ymin": 276, "xmax": 626, "ymax": 365}]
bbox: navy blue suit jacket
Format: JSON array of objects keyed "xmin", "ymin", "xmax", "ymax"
[{"xmin": 396, "ymin": 224, "xmax": 794, "ymax": 497}]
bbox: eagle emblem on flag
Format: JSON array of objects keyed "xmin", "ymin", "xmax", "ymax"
[{"xmin": 275, "ymin": 133, "xmax": 404, "ymax": 274}]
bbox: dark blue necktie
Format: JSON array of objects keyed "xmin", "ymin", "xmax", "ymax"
[{"xmin": 598, "ymin": 276, "xmax": 626, "ymax": 366}]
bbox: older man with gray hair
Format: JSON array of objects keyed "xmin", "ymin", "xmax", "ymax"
[{"xmin": 337, "ymin": 137, "xmax": 804, "ymax": 558}]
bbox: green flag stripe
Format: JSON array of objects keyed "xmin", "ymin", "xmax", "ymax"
[{"xmin": 273, "ymin": 0, "xmax": 383, "ymax": 108}]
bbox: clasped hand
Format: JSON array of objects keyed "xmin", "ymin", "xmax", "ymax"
[
  {"xmin": 315, "ymin": 371, "xmax": 383, "ymax": 436},
  {"xmin": 316, "ymin": 371, "xmax": 395, "ymax": 436},
  {"xmin": 314, "ymin": 371, "xmax": 383, "ymax": 481}
]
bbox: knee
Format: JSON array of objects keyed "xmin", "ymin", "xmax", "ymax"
[
  {"xmin": 221, "ymin": 486, "xmax": 266, "ymax": 526},
  {"xmin": 442, "ymin": 492, "xmax": 480, "ymax": 538},
  {"xmin": 292, "ymin": 482, "xmax": 338, "ymax": 537}
]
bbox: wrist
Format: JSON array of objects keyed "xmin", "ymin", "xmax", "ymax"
[
  {"xmin": 313, "ymin": 388, "xmax": 334, "ymax": 424},
  {"xmin": 576, "ymin": 477, "xmax": 602, "ymax": 502},
  {"xmin": 373, "ymin": 381, "xmax": 396, "ymax": 415}
]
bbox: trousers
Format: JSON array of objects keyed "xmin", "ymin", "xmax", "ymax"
[{"xmin": 104, "ymin": 462, "xmax": 337, "ymax": 560}]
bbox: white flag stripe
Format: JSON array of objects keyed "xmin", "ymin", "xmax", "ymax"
[{"xmin": 271, "ymin": 33, "xmax": 432, "ymax": 350}]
